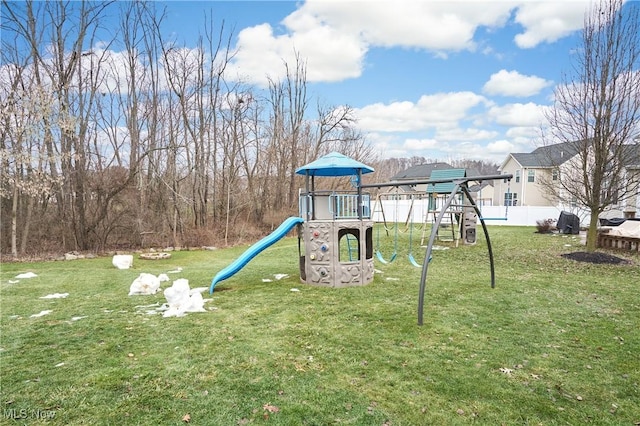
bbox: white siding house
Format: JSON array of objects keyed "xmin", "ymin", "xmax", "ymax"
[{"xmin": 496, "ymin": 141, "xmax": 640, "ymax": 219}]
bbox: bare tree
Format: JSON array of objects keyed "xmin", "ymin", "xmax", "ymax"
[
  {"xmin": 543, "ymin": 0, "xmax": 640, "ymax": 251},
  {"xmin": 1, "ymin": 1, "xmax": 379, "ymax": 255},
  {"xmin": 266, "ymin": 53, "xmax": 309, "ymax": 211},
  {"xmin": 2, "ymin": 1, "xmax": 120, "ymax": 251}
]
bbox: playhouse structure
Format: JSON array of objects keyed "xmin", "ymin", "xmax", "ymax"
[
  {"xmin": 295, "ymin": 152, "xmax": 375, "ymax": 287},
  {"xmin": 209, "ymin": 151, "xmax": 512, "ymax": 325}
]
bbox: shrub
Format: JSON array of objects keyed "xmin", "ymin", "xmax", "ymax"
[{"xmin": 535, "ymin": 218, "xmax": 556, "ymax": 233}]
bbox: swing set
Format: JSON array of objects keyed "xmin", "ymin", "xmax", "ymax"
[
  {"xmin": 362, "ymin": 173, "xmax": 513, "ymax": 325},
  {"xmin": 371, "ymin": 191, "xmax": 428, "ymax": 268}
]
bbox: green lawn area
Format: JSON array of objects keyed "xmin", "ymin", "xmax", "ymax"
[{"xmin": 1, "ymin": 226, "xmax": 638, "ymax": 425}]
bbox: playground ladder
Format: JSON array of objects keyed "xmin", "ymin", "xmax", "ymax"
[
  {"xmin": 345, "ymin": 233, "xmax": 359, "ymax": 261},
  {"xmin": 430, "ymin": 210, "xmax": 459, "ymax": 247}
]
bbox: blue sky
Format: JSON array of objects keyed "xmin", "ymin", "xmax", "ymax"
[
  {"xmin": 154, "ymin": 0, "xmax": 613, "ymax": 164},
  {"xmin": 4, "ymin": 0, "xmax": 636, "ymax": 164}
]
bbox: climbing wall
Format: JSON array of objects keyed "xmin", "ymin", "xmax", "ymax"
[
  {"xmin": 305, "ymin": 221, "xmax": 333, "ymax": 285},
  {"xmin": 300, "ymin": 220, "xmax": 374, "ymax": 287}
]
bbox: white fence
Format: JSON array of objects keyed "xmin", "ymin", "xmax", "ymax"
[{"xmin": 371, "ymin": 199, "xmax": 591, "ymax": 227}]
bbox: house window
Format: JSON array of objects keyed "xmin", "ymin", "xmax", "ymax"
[
  {"xmin": 527, "ymin": 170, "xmax": 535, "ymax": 183},
  {"xmin": 552, "ymin": 169, "xmax": 559, "ymax": 181},
  {"xmin": 602, "ymin": 178, "xmax": 620, "ymax": 204},
  {"xmin": 515, "ymin": 170, "xmax": 520, "ymax": 183},
  {"xmin": 504, "ymin": 192, "xmax": 518, "ymax": 206}
]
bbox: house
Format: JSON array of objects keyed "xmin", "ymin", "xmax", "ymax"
[
  {"xmin": 497, "ymin": 141, "xmax": 640, "ymax": 218},
  {"xmin": 388, "ymin": 162, "xmax": 453, "ymax": 194},
  {"xmin": 388, "ymin": 162, "xmax": 494, "ymax": 205}
]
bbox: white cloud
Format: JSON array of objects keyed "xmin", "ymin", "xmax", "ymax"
[
  {"xmin": 226, "ymin": 1, "xmax": 562, "ymax": 86},
  {"xmin": 224, "ymin": 1, "xmax": 594, "ymax": 86},
  {"xmin": 513, "ymin": 1, "xmax": 590, "ymax": 48},
  {"xmin": 483, "ymin": 69, "xmax": 553, "ymax": 97},
  {"xmin": 488, "ymin": 102, "xmax": 546, "ymax": 127},
  {"xmin": 506, "ymin": 126, "xmax": 542, "ymax": 141},
  {"xmin": 298, "ymin": 0, "xmax": 514, "ymax": 51},
  {"xmin": 435, "ymin": 127, "xmax": 499, "ymax": 142},
  {"xmin": 354, "ymin": 91, "xmax": 488, "ymax": 133},
  {"xmin": 225, "ymin": 23, "xmax": 365, "ymax": 86},
  {"xmin": 487, "ymin": 139, "xmax": 515, "ymax": 153},
  {"xmin": 403, "ymin": 138, "xmax": 439, "ymax": 151}
]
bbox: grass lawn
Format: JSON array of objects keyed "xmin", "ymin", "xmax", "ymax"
[{"xmin": 1, "ymin": 226, "xmax": 638, "ymax": 425}]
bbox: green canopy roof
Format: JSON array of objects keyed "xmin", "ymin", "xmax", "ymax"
[{"xmin": 425, "ymin": 168, "xmax": 466, "ymax": 193}]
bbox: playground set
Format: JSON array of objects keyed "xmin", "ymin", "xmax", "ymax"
[{"xmin": 209, "ymin": 152, "xmax": 512, "ymax": 325}]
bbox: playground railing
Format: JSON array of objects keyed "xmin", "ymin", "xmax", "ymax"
[
  {"xmin": 299, "ymin": 191, "xmax": 371, "ymax": 220},
  {"xmin": 331, "ymin": 192, "xmax": 371, "ymax": 219}
]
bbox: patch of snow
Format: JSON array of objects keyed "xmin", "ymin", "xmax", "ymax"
[
  {"xmin": 162, "ymin": 279, "xmax": 206, "ymax": 318},
  {"xmin": 157, "ymin": 273, "xmax": 170, "ymax": 282},
  {"xmin": 290, "ymin": 288, "xmax": 300, "ymax": 292},
  {"xmin": 134, "ymin": 303, "xmax": 160, "ymax": 309},
  {"xmin": 167, "ymin": 267, "xmax": 183, "ymax": 274},
  {"xmin": 128, "ymin": 273, "xmax": 161, "ymax": 295},
  {"xmin": 30, "ymin": 310, "xmax": 52, "ymax": 318},
  {"xmin": 262, "ymin": 278, "xmax": 273, "ymax": 282},
  {"xmin": 71, "ymin": 316, "xmax": 87, "ymax": 321},
  {"xmin": 112, "ymin": 254, "xmax": 133, "ymax": 269},
  {"xmin": 274, "ymin": 274, "xmax": 289, "ymax": 280},
  {"xmin": 39, "ymin": 293, "xmax": 69, "ymax": 299},
  {"xmin": 15, "ymin": 272, "xmax": 37, "ymax": 279},
  {"xmin": 8, "ymin": 280, "xmax": 19, "ymax": 284}
]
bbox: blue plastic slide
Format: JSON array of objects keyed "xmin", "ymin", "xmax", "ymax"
[{"xmin": 209, "ymin": 216, "xmax": 304, "ymax": 293}]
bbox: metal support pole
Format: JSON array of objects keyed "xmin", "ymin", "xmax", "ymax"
[
  {"xmin": 304, "ymin": 173, "xmax": 311, "ymax": 222},
  {"xmin": 360, "ymin": 173, "xmax": 512, "ymax": 326},
  {"xmin": 356, "ymin": 170, "xmax": 363, "ymax": 220},
  {"xmin": 459, "ymin": 184, "xmax": 496, "ymax": 289},
  {"xmin": 417, "ymin": 182, "xmax": 461, "ymax": 325}
]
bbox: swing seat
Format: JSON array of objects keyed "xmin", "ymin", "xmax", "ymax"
[
  {"xmin": 480, "ymin": 217, "xmax": 508, "ymax": 221},
  {"xmin": 408, "ymin": 253, "xmax": 432, "ymax": 268},
  {"xmin": 376, "ymin": 250, "xmax": 397, "ymax": 264}
]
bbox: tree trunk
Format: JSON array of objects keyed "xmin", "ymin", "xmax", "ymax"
[
  {"xmin": 585, "ymin": 208, "xmax": 600, "ymax": 252},
  {"xmin": 11, "ymin": 185, "xmax": 18, "ymax": 258},
  {"xmin": 19, "ymin": 196, "xmax": 34, "ymax": 255}
]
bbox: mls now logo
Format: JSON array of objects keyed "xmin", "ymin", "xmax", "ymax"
[
  {"xmin": 4, "ymin": 409, "xmax": 28, "ymax": 419},
  {"xmin": 4, "ymin": 408, "xmax": 56, "ymax": 420}
]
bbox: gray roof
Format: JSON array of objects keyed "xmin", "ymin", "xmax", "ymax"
[
  {"xmin": 468, "ymin": 181, "xmax": 493, "ymax": 192},
  {"xmin": 510, "ymin": 141, "xmax": 579, "ymax": 168},
  {"xmin": 390, "ymin": 162, "xmax": 452, "ymax": 180},
  {"xmin": 508, "ymin": 140, "xmax": 640, "ymax": 169}
]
